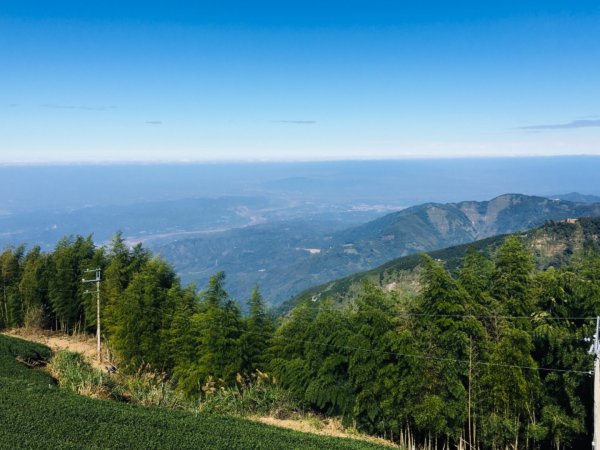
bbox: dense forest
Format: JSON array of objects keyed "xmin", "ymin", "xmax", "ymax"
[{"xmin": 2, "ymin": 230, "xmax": 600, "ymax": 449}]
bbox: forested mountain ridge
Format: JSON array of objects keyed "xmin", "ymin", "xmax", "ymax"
[
  {"xmin": 551, "ymin": 192, "xmax": 600, "ymax": 204},
  {"xmin": 159, "ymin": 194, "xmax": 600, "ymax": 306},
  {"xmin": 3, "ymin": 217, "xmax": 600, "ymax": 448},
  {"xmin": 284, "ymin": 216, "xmax": 600, "ymax": 314},
  {"xmin": 331, "ymin": 193, "xmax": 600, "ymax": 249}
]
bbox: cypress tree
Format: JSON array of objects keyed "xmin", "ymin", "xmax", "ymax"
[
  {"xmin": 241, "ymin": 286, "xmax": 275, "ymax": 374},
  {"xmin": 270, "ymin": 302, "xmax": 318, "ymax": 402},
  {"xmin": 109, "ymin": 258, "xmax": 178, "ymax": 371},
  {"xmin": 348, "ymin": 282, "xmax": 397, "ymax": 434},
  {"xmin": 304, "ymin": 300, "xmax": 354, "ymax": 417},
  {"xmin": 103, "ymin": 233, "xmax": 151, "ymax": 333},
  {"xmin": 173, "ymin": 272, "xmax": 243, "ymax": 396},
  {"xmin": 18, "ymin": 246, "xmax": 51, "ymax": 329},
  {"xmin": 491, "ymin": 236, "xmax": 535, "ymax": 320},
  {"xmin": 458, "ymin": 246, "xmax": 494, "ymax": 310},
  {"xmin": 48, "ymin": 236, "xmax": 96, "ymax": 333},
  {"xmin": 411, "ymin": 256, "xmax": 483, "ymax": 443},
  {"xmin": 0, "ymin": 246, "xmax": 25, "ymax": 328}
]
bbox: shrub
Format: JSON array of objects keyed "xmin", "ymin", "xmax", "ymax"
[
  {"xmin": 120, "ymin": 366, "xmax": 187, "ymax": 409},
  {"xmin": 47, "ymin": 350, "xmax": 120, "ymax": 400},
  {"xmin": 23, "ymin": 306, "xmax": 45, "ymax": 330},
  {"xmin": 198, "ymin": 371, "xmax": 298, "ymax": 418}
]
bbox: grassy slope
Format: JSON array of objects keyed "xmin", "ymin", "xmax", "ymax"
[{"xmin": 0, "ymin": 334, "xmax": 385, "ymax": 450}]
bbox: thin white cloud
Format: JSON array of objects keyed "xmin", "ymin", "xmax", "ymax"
[
  {"xmin": 41, "ymin": 104, "xmax": 114, "ymax": 111},
  {"xmin": 273, "ymin": 120, "xmax": 317, "ymax": 124},
  {"xmin": 520, "ymin": 119, "xmax": 600, "ymax": 130}
]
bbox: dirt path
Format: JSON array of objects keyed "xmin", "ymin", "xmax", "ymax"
[{"xmin": 2, "ymin": 328, "xmax": 106, "ymax": 371}]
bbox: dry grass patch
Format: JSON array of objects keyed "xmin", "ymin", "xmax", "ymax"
[
  {"xmin": 2, "ymin": 328, "xmax": 105, "ymax": 370},
  {"xmin": 252, "ymin": 416, "xmax": 400, "ymax": 448}
]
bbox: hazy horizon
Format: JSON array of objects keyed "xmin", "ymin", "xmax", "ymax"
[
  {"xmin": 1, "ymin": 153, "xmax": 600, "ymax": 166},
  {"xmin": 2, "ymin": 156, "xmax": 600, "ymax": 213}
]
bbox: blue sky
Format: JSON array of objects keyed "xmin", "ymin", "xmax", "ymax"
[{"xmin": 1, "ymin": 1, "xmax": 599, "ymax": 163}]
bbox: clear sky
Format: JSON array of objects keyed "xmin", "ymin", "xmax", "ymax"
[{"xmin": 1, "ymin": 1, "xmax": 599, "ymax": 163}]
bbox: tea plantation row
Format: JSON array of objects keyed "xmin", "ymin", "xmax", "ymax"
[{"xmin": 0, "ymin": 334, "xmax": 385, "ymax": 450}]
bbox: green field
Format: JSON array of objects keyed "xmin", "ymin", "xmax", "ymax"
[{"xmin": 0, "ymin": 334, "xmax": 385, "ymax": 450}]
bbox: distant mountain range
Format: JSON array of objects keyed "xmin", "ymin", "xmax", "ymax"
[
  {"xmin": 282, "ymin": 216, "xmax": 600, "ymax": 314},
  {"xmin": 551, "ymin": 192, "xmax": 600, "ymax": 204},
  {"xmin": 157, "ymin": 193, "xmax": 600, "ymax": 306}
]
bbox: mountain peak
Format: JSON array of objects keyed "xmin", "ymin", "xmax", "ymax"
[{"xmin": 550, "ymin": 192, "xmax": 600, "ymax": 204}]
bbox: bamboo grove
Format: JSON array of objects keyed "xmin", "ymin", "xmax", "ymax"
[{"xmin": 2, "ymin": 231, "xmax": 600, "ymax": 449}]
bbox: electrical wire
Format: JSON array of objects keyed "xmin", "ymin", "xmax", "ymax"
[{"xmin": 210, "ymin": 323, "xmax": 594, "ymax": 375}]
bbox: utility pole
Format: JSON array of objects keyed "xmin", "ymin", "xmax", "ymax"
[
  {"xmin": 589, "ymin": 316, "xmax": 600, "ymax": 449},
  {"xmin": 83, "ymin": 268, "xmax": 102, "ymax": 363}
]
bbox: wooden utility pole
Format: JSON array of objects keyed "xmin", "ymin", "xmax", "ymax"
[
  {"xmin": 468, "ymin": 336, "xmax": 475, "ymax": 449},
  {"xmin": 593, "ymin": 354, "xmax": 600, "ymax": 449},
  {"xmin": 83, "ymin": 268, "xmax": 102, "ymax": 362},
  {"xmin": 590, "ymin": 316, "xmax": 600, "ymax": 449}
]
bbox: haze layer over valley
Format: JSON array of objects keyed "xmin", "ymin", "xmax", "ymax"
[
  {"xmin": 158, "ymin": 193, "xmax": 600, "ymax": 304},
  {"xmin": 2, "ymin": 157, "xmax": 600, "ymax": 306}
]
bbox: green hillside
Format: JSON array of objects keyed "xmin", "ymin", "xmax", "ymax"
[
  {"xmin": 0, "ymin": 334, "xmax": 385, "ymax": 450},
  {"xmin": 158, "ymin": 194, "xmax": 600, "ymax": 306},
  {"xmin": 283, "ymin": 216, "xmax": 600, "ymax": 314}
]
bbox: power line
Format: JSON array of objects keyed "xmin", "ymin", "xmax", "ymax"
[
  {"xmin": 394, "ymin": 313, "xmax": 597, "ymax": 321},
  {"xmin": 590, "ymin": 317, "xmax": 600, "ymax": 448},
  {"xmin": 9, "ymin": 286, "xmax": 599, "ymax": 323},
  {"xmin": 211, "ymin": 323, "xmax": 593, "ymax": 375},
  {"xmin": 304, "ymin": 302, "xmax": 599, "ymax": 321}
]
